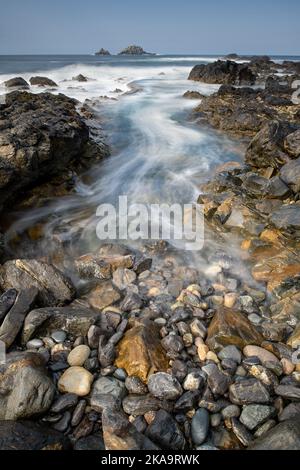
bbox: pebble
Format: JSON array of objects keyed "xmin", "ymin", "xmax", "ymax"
[
  {"xmin": 191, "ymin": 408, "xmax": 210, "ymax": 445},
  {"xmin": 26, "ymin": 338, "xmax": 44, "ymax": 349},
  {"xmin": 248, "ymin": 314, "xmax": 262, "ymax": 325},
  {"xmin": 52, "ymin": 411, "xmax": 72, "ymax": 432},
  {"xmin": 67, "ymin": 345, "xmax": 91, "ymax": 366},
  {"xmin": 91, "ymin": 376, "xmax": 127, "ymax": 412},
  {"xmin": 206, "ymin": 351, "xmax": 219, "ymax": 363},
  {"xmin": 174, "ymin": 391, "xmax": 200, "ymax": 412},
  {"xmin": 240, "ymin": 404, "xmax": 275, "ymax": 430},
  {"xmin": 190, "ymin": 319, "xmax": 207, "ymax": 338},
  {"xmin": 243, "ymin": 345, "xmax": 279, "ymax": 366},
  {"xmin": 113, "ymin": 368, "xmax": 127, "ymax": 381},
  {"xmin": 125, "ymin": 376, "xmax": 148, "ymax": 395},
  {"xmin": 146, "ymin": 409, "xmax": 186, "ymax": 450},
  {"xmin": 229, "ymin": 378, "xmax": 270, "ymax": 405},
  {"xmin": 206, "ymin": 364, "xmax": 231, "ymax": 395},
  {"xmin": 58, "ymin": 366, "xmax": 94, "ymax": 396},
  {"xmin": 221, "ymin": 404, "xmax": 240, "ymax": 419},
  {"xmin": 210, "ymin": 413, "xmax": 222, "ymax": 427},
  {"xmin": 224, "ymin": 293, "xmax": 238, "ymax": 308},
  {"xmin": 148, "ymin": 372, "xmax": 183, "ymax": 400},
  {"xmin": 51, "ymin": 330, "xmax": 67, "ymax": 343},
  {"xmin": 218, "ymin": 345, "xmax": 242, "ymax": 364},
  {"xmin": 281, "ymin": 358, "xmax": 295, "ymax": 375},
  {"xmin": 183, "ymin": 372, "xmax": 203, "ymax": 391},
  {"xmin": 50, "ymin": 393, "xmax": 78, "ymax": 413},
  {"xmin": 71, "ymin": 399, "xmax": 87, "ymax": 427},
  {"xmin": 197, "ymin": 344, "xmax": 209, "ymax": 361}
]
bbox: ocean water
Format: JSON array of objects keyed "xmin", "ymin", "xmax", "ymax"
[{"xmin": 0, "ymin": 54, "xmax": 298, "ymax": 276}]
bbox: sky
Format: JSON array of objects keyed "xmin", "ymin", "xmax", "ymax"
[{"xmin": 0, "ymin": 0, "xmax": 299, "ymax": 55}]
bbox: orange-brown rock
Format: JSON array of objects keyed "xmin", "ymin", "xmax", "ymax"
[
  {"xmin": 115, "ymin": 319, "xmax": 168, "ymax": 383},
  {"xmin": 86, "ymin": 281, "xmax": 121, "ymax": 311},
  {"xmin": 206, "ymin": 307, "xmax": 263, "ymax": 352}
]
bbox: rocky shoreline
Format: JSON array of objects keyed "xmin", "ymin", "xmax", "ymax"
[{"xmin": 0, "ymin": 56, "xmax": 300, "ymax": 451}]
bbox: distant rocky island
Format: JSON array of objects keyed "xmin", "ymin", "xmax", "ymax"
[
  {"xmin": 118, "ymin": 45, "xmax": 155, "ymax": 56},
  {"xmin": 95, "ymin": 48, "xmax": 111, "ymax": 56}
]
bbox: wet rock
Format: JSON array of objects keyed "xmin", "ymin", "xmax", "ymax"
[
  {"xmin": 249, "ymin": 419, "xmax": 300, "ymax": 450},
  {"xmin": 148, "ymin": 372, "xmax": 183, "ymax": 400},
  {"xmin": 120, "ymin": 292, "xmax": 143, "ymax": 311},
  {"xmin": 122, "ymin": 394, "xmax": 163, "ymax": 416},
  {"xmin": 240, "ymin": 404, "xmax": 276, "ymax": 430},
  {"xmin": 67, "ymin": 345, "xmax": 90, "ymax": 366},
  {"xmin": 146, "ymin": 410, "xmax": 186, "ymax": 450},
  {"xmin": 113, "ymin": 267, "xmax": 137, "ymax": 290},
  {"xmin": 183, "ymin": 90, "xmax": 204, "ymax": 99},
  {"xmin": 218, "ymin": 345, "xmax": 242, "ymax": 364},
  {"xmin": 51, "ymin": 330, "xmax": 67, "ymax": 343},
  {"xmin": 189, "ymin": 60, "xmax": 256, "ymax": 85},
  {"xmin": 72, "ymin": 74, "xmax": 88, "ymax": 82},
  {"xmin": 52, "ymin": 411, "xmax": 72, "ymax": 432},
  {"xmin": 71, "ymin": 400, "xmax": 86, "ymax": 427},
  {"xmin": 125, "ymin": 376, "xmax": 148, "ymax": 395},
  {"xmin": 0, "ymin": 420, "xmax": 70, "ymax": 450},
  {"xmin": 0, "ymin": 287, "xmax": 38, "ymax": 347},
  {"xmin": 0, "ymin": 259, "xmax": 74, "ymax": 307},
  {"xmin": 275, "ymin": 385, "xmax": 300, "ymax": 400},
  {"xmin": 50, "ymin": 393, "xmax": 78, "ymax": 413},
  {"xmin": 284, "ymin": 129, "xmax": 300, "ymax": 158},
  {"xmin": 87, "ymin": 281, "xmax": 121, "ymax": 311},
  {"xmin": 191, "ymin": 408, "xmax": 210, "ymax": 445},
  {"xmin": 269, "ymin": 203, "xmax": 300, "ymax": 232},
  {"xmin": 174, "ymin": 390, "xmax": 201, "ymax": 412},
  {"xmin": 231, "ymin": 417, "xmax": 253, "ymax": 446},
  {"xmin": 280, "ymin": 157, "xmax": 300, "ymax": 192},
  {"xmin": 22, "ymin": 306, "xmax": 99, "ymax": 343},
  {"xmin": 161, "ymin": 332, "xmax": 184, "ymax": 354},
  {"xmin": 58, "ymin": 366, "xmax": 93, "ymax": 396},
  {"xmin": 74, "ymin": 434, "xmax": 105, "ymax": 450},
  {"xmin": 287, "ymin": 324, "xmax": 300, "ymax": 348},
  {"xmin": 246, "ymin": 120, "xmax": 298, "ymax": 169},
  {"xmin": 0, "ymin": 91, "xmax": 107, "ymax": 210},
  {"xmin": 3, "ymin": 77, "xmax": 29, "ymax": 89},
  {"xmin": 29, "ymin": 76, "xmax": 58, "ymax": 87},
  {"xmin": 0, "ymin": 288, "xmax": 17, "ymax": 324},
  {"xmin": 279, "ymin": 403, "xmax": 300, "ymax": 421},
  {"xmin": 115, "ymin": 319, "xmax": 168, "ymax": 383},
  {"xmin": 0, "ymin": 351, "xmax": 55, "ymax": 419},
  {"xmin": 206, "ymin": 364, "xmax": 231, "ymax": 395},
  {"xmin": 221, "ymin": 404, "xmax": 240, "ymax": 419},
  {"xmin": 229, "ymin": 378, "xmax": 270, "ymax": 404},
  {"xmin": 206, "ymin": 307, "xmax": 263, "ymax": 351},
  {"xmin": 243, "ymin": 345, "xmax": 280, "ymax": 366},
  {"xmin": 102, "ymin": 408, "xmax": 159, "ymax": 450},
  {"xmin": 183, "ymin": 371, "xmax": 204, "ymax": 391},
  {"xmin": 90, "ymin": 376, "xmax": 126, "ymax": 412}
]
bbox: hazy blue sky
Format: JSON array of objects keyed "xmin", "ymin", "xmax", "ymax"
[{"xmin": 0, "ymin": 0, "xmax": 299, "ymax": 55}]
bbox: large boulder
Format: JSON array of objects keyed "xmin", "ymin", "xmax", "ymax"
[
  {"xmin": 0, "ymin": 351, "xmax": 55, "ymax": 420},
  {"xmin": 188, "ymin": 60, "xmax": 256, "ymax": 85},
  {"xmin": 0, "ymin": 91, "xmax": 107, "ymax": 210},
  {"xmin": 0, "ymin": 421, "xmax": 70, "ymax": 450},
  {"xmin": 0, "ymin": 259, "xmax": 75, "ymax": 306},
  {"xmin": 3, "ymin": 77, "xmax": 29, "ymax": 89},
  {"xmin": 29, "ymin": 76, "xmax": 58, "ymax": 87}
]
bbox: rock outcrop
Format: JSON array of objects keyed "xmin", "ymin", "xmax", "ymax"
[
  {"xmin": 0, "ymin": 91, "xmax": 108, "ymax": 210},
  {"xmin": 118, "ymin": 45, "xmax": 154, "ymax": 55},
  {"xmin": 188, "ymin": 60, "xmax": 256, "ymax": 85}
]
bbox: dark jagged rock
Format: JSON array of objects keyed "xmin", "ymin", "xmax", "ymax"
[
  {"xmin": 0, "ymin": 91, "xmax": 108, "ymax": 210},
  {"xmin": 72, "ymin": 74, "xmax": 88, "ymax": 82},
  {"xmin": 146, "ymin": 410, "xmax": 186, "ymax": 450},
  {"xmin": 0, "ymin": 420, "xmax": 70, "ymax": 450},
  {"xmin": 0, "ymin": 288, "xmax": 17, "ymax": 324},
  {"xmin": 188, "ymin": 60, "xmax": 256, "ymax": 86},
  {"xmin": 29, "ymin": 76, "xmax": 58, "ymax": 87}
]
